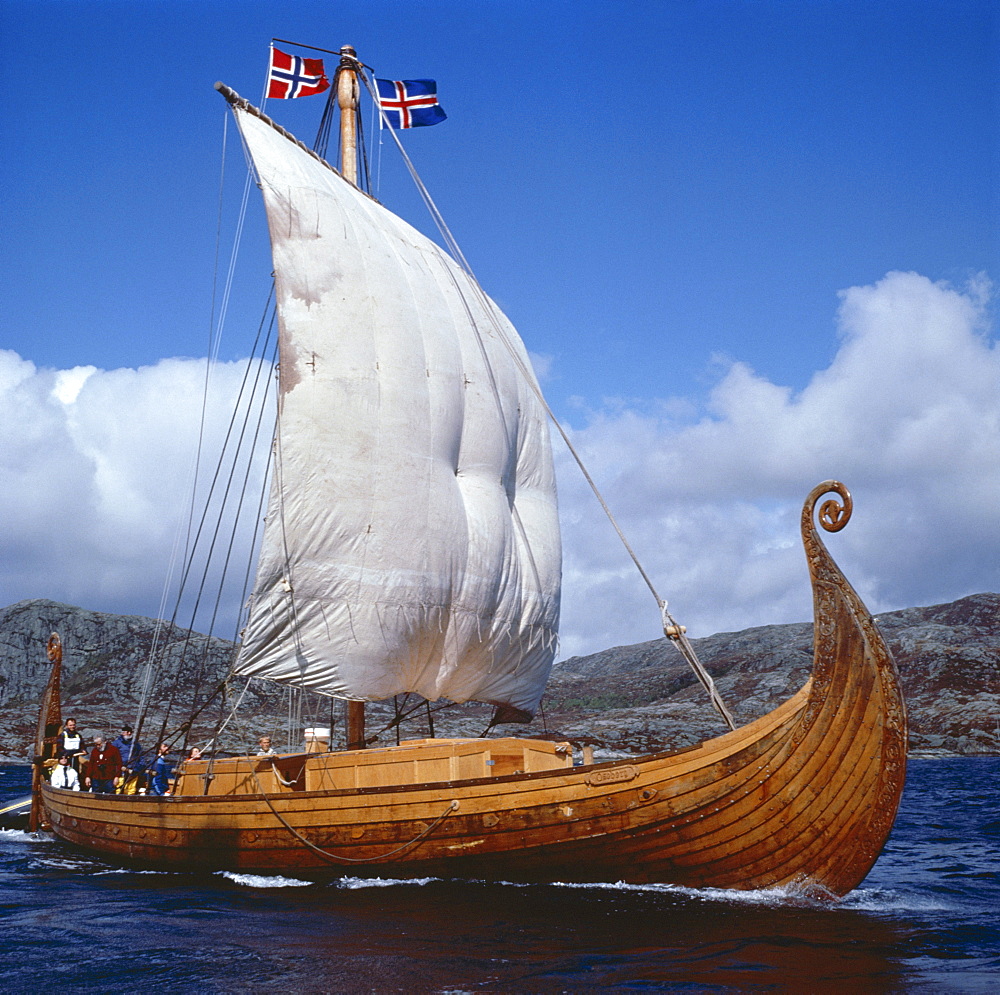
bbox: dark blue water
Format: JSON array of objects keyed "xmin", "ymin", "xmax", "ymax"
[{"xmin": 1, "ymin": 757, "xmax": 996, "ymax": 993}]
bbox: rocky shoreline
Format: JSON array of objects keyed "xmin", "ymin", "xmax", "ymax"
[{"xmin": 1, "ymin": 593, "xmax": 997, "ymax": 759}]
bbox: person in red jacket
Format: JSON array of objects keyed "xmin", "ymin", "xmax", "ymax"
[{"xmin": 85, "ymin": 735, "xmax": 122, "ymax": 793}]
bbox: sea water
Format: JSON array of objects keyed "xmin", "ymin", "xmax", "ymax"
[{"xmin": 0, "ymin": 757, "xmax": 996, "ymax": 992}]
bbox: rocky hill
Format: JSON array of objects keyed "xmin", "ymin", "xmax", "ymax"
[
  {"xmin": 0, "ymin": 594, "xmax": 997, "ymax": 760},
  {"xmin": 543, "ymin": 592, "xmax": 999, "ymax": 756}
]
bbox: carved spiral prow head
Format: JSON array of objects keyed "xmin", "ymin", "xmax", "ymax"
[
  {"xmin": 804, "ymin": 480, "xmax": 853, "ymax": 534},
  {"xmin": 46, "ymin": 632, "xmax": 62, "ymax": 665}
]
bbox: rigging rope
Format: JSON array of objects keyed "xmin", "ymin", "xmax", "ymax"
[{"xmin": 136, "ymin": 110, "xmax": 281, "ymax": 751}]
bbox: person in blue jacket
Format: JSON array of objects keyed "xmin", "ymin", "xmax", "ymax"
[
  {"xmin": 149, "ymin": 742, "xmax": 174, "ymax": 796},
  {"xmin": 112, "ymin": 724, "xmax": 143, "ymax": 793}
]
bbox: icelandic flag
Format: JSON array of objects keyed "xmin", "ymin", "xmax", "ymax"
[
  {"xmin": 268, "ymin": 47, "xmax": 330, "ymax": 99},
  {"xmin": 375, "ymin": 79, "xmax": 447, "ymax": 129}
]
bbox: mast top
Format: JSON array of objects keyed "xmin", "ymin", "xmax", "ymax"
[{"xmin": 336, "ymin": 46, "xmax": 360, "ymax": 185}]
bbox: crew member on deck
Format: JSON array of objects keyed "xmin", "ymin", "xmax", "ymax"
[
  {"xmin": 256, "ymin": 736, "xmax": 276, "ymax": 756},
  {"xmin": 50, "ymin": 754, "xmax": 81, "ymax": 790},
  {"xmin": 112, "ymin": 724, "xmax": 143, "ymax": 794},
  {"xmin": 86, "ymin": 736, "xmax": 122, "ymax": 793},
  {"xmin": 150, "ymin": 743, "xmax": 174, "ymax": 796},
  {"xmin": 56, "ymin": 717, "xmax": 87, "ymax": 775}
]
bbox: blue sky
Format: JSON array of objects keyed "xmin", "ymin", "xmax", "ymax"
[
  {"xmin": 5, "ymin": 1, "xmax": 994, "ymax": 408},
  {"xmin": 1, "ymin": 1, "xmax": 997, "ymax": 658}
]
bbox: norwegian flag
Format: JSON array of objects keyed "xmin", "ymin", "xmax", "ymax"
[
  {"xmin": 268, "ymin": 47, "xmax": 330, "ymax": 99},
  {"xmin": 375, "ymin": 79, "xmax": 447, "ymax": 129}
]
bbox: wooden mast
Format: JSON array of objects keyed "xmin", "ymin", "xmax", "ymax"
[
  {"xmin": 337, "ymin": 44, "xmax": 366, "ymax": 752},
  {"xmin": 337, "ymin": 45, "xmax": 360, "ymax": 184}
]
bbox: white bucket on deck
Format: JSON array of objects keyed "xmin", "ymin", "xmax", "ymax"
[{"xmin": 304, "ymin": 726, "xmax": 331, "ymax": 753}]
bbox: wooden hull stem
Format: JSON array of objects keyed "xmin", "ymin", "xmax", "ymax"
[{"xmin": 29, "ymin": 633, "xmax": 63, "ymax": 832}]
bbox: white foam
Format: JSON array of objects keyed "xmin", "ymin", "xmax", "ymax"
[
  {"xmin": 841, "ymin": 887, "xmax": 955, "ymax": 914},
  {"xmin": 217, "ymin": 871, "xmax": 314, "ymax": 888},
  {"xmin": 548, "ymin": 879, "xmax": 820, "ymax": 906},
  {"xmin": 327, "ymin": 875, "xmax": 835, "ymax": 906},
  {"xmin": 32, "ymin": 856, "xmax": 105, "ymax": 872},
  {"xmin": 547, "ymin": 879, "xmax": 962, "ymax": 913},
  {"xmin": 91, "ymin": 868, "xmax": 173, "ymax": 876},
  {"xmin": 336, "ymin": 875, "xmax": 440, "ymax": 889},
  {"xmin": 0, "ymin": 828, "xmax": 36, "ymax": 843}
]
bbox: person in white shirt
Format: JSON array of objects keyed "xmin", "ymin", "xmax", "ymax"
[{"xmin": 50, "ymin": 754, "xmax": 80, "ymax": 790}]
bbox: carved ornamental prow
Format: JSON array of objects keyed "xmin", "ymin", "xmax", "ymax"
[{"xmin": 796, "ymin": 481, "xmax": 908, "ymax": 892}]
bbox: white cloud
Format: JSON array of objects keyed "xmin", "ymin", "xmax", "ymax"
[
  {"xmin": 0, "ymin": 351, "xmax": 271, "ymax": 631},
  {"xmin": 555, "ymin": 271, "xmax": 1000, "ymax": 658},
  {"xmin": 2, "ymin": 271, "xmax": 997, "ymax": 662}
]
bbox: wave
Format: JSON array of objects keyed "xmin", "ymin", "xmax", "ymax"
[
  {"xmin": 219, "ymin": 873, "xmax": 443, "ymax": 890},
  {"xmin": 550, "ymin": 878, "xmax": 963, "ymax": 913},
  {"xmin": 548, "ymin": 878, "xmax": 827, "ymax": 906},
  {"xmin": 30, "ymin": 855, "xmax": 107, "ymax": 872},
  {"xmin": 212, "ymin": 872, "xmax": 951, "ymax": 911},
  {"xmin": 841, "ymin": 886, "xmax": 956, "ymax": 914},
  {"xmin": 336, "ymin": 875, "xmax": 440, "ymax": 889},
  {"xmin": 0, "ymin": 828, "xmax": 38, "ymax": 844},
  {"xmin": 217, "ymin": 871, "xmax": 314, "ymax": 889}
]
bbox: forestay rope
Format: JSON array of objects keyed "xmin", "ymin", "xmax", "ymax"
[{"xmin": 356, "ymin": 67, "xmax": 736, "ymax": 731}]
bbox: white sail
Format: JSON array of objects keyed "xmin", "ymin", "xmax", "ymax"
[{"xmin": 231, "ymin": 105, "xmax": 561, "ymax": 718}]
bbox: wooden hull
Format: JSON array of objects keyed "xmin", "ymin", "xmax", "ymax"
[{"xmin": 37, "ymin": 482, "xmax": 907, "ymax": 896}]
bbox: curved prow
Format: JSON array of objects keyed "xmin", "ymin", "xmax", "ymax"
[
  {"xmin": 797, "ymin": 481, "xmax": 908, "ymax": 894},
  {"xmin": 29, "ymin": 633, "xmax": 64, "ymax": 832}
]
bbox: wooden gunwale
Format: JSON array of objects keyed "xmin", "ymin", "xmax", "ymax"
[
  {"xmin": 42, "ymin": 685, "xmax": 812, "ymax": 830},
  {"xmin": 39, "ymin": 676, "xmax": 823, "ymax": 883},
  {"xmin": 42, "ymin": 689, "xmax": 808, "ymax": 833},
  {"xmin": 40, "ymin": 701, "xmax": 848, "ymax": 868},
  {"xmin": 573, "ymin": 718, "xmax": 832, "ymax": 885},
  {"xmin": 603, "ymin": 687, "xmax": 815, "ymax": 841},
  {"xmin": 41, "ymin": 728, "xmax": 881, "ymax": 889}
]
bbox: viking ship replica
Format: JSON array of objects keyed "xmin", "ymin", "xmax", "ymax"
[{"xmin": 32, "ymin": 47, "xmax": 907, "ymax": 896}]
